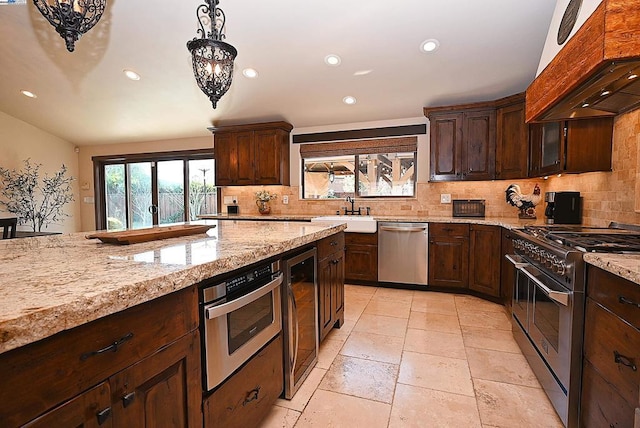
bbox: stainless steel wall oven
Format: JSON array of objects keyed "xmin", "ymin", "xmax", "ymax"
[{"xmin": 199, "ymin": 260, "xmax": 282, "ymax": 392}]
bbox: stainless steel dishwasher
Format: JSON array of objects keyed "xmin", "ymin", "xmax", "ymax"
[{"xmin": 378, "ymin": 222, "xmax": 428, "ymax": 285}]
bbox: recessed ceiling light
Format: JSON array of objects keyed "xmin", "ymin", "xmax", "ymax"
[
  {"xmin": 354, "ymin": 70, "xmax": 373, "ymax": 76},
  {"xmin": 242, "ymin": 68, "xmax": 258, "ymax": 78},
  {"xmin": 20, "ymin": 90, "xmax": 37, "ymax": 98},
  {"xmin": 123, "ymin": 69, "xmax": 140, "ymax": 81},
  {"xmin": 420, "ymin": 39, "xmax": 440, "ymax": 53},
  {"xmin": 324, "ymin": 54, "xmax": 341, "ymax": 66},
  {"xmin": 343, "ymin": 96, "xmax": 356, "ymax": 105}
]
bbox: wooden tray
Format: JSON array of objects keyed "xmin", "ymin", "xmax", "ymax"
[{"xmin": 86, "ymin": 224, "xmax": 215, "ymax": 245}]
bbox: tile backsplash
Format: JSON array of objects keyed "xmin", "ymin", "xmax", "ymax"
[{"xmin": 222, "ymin": 109, "xmax": 640, "ymax": 226}]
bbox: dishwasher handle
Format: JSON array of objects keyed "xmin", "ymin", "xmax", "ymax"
[{"xmin": 379, "ymin": 225, "xmax": 427, "ymax": 232}]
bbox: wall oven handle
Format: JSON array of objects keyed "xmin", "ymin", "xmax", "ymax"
[
  {"xmin": 519, "ymin": 266, "xmax": 570, "ymax": 307},
  {"xmin": 505, "ymin": 254, "xmax": 528, "ymax": 269},
  {"xmin": 205, "ymin": 273, "xmax": 283, "ymax": 319}
]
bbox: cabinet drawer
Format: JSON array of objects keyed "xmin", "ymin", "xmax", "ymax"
[
  {"xmin": 584, "ymin": 298, "xmax": 640, "ymax": 406},
  {"xmin": 0, "ymin": 286, "xmax": 198, "ymax": 427},
  {"xmin": 317, "ymin": 232, "xmax": 345, "ymax": 260},
  {"xmin": 588, "ymin": 266, "xmax": 640, "ymax": 329},
  {"xmin": 345, "ymin": 231, "xmax": 378, "ymax": 245},
  {"xmin": 204, "ymin": 334, "xmax": 283, "ymax": 427},
  {"xmin": 430, "ymin": 223, "xmax": 469, "ymax": 238},
  {"xmin": 581, "ymin": 361, "xmax": 635, "ymax": 428}
]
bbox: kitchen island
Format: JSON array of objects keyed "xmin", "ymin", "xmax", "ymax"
[{"xmin": 0, "ymin": 220, "xmax": 345, "ymax": 427}]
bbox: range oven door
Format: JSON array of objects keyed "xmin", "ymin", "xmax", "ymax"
[
  {"xmin": 508, "ymin": 255, "xmax": 573, "ymax": 390},
  {"xmin": 202, "ymin": 273, "xmax": 283, "ymax": 392}
]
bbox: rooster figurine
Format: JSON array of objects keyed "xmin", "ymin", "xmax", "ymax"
[{"xmin": 505, "ymin": 183, "xmax": 542, "ymax": 219}]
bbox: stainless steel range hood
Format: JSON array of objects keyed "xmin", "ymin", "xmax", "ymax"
[{"xmin": 526, "ymin": 0, "xmax": 640, "ymax": 122}]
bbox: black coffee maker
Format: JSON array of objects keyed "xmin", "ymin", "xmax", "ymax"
[{"xmin": 545, "ymin": 191, "xmax": 581, "ymax": 224}]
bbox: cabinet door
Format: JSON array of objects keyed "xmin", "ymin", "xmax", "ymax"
[
  {"xmin": 529, "ymin": 122, "xmax": 563, "ymax": 177},
  {"xmin": 429, "ymin": 112, "xmax": 463, "ymax": 181},
  {"xmin": 496, "ymin": 102, "xmax": 528, "ymax": 180},
  {"xmin": 23, "ymin": 382, "xmax": 113, "ymax": 428},
  {"xmin": 318, "ymin": 256, "xmax": 335, "ymax": 342},
  {"xmin": 254, "ymin": 129, "xmax": 288, "ymax": 185},
  {"xmin": 462, "ymin": 110, "xmax": 496, "ymax": 180},
  {"xmin": 469, "ymin": 225, "xmax": 501, "ymax": 297},
  {"xmin": 345, "ymin": 244, "xmax": 378, "ymax": 282},
  {"xmin": 565, "ymin": 117, "xmax": 613, "ymax": 173},
  {"xmin": 214, "ymin": 133, "xmax": 236, "ymax": 186},
  {"xmin": 500, "ymin": 228, "xmax": 515, "ymax": 308},
  {"xmin": 110, "ymin": 331, "xmax": 202, "ymax": 428},
  {"xmin": 235, "ymin": 131, "xmax": 255, "ymax": 185},
  {"xmin": 428, "ymin": 234, "xmax": 469, "ymax": 288}
]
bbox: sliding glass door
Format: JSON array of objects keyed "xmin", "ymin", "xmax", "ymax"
[{"xmin": 95, "ymin": 150, "xmax": 216, "ymax": 231}]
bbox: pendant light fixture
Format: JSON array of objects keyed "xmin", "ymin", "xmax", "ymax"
[
  {"xmin": 187, "ymin": 0, "xmax": 237, "ymax": 109},
  {"xmin": 33, "ymin": 0, "xmax": 106, "ymax": 52}
]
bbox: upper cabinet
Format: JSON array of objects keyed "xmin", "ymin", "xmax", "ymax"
[
  {"xmin": 528, "ymin": 117, "xmax": 613, "ymax": 177},
  {"xmin": 209, "ymin": 121, "xmax": 293, "ymax": 186},
  {"xmin": 425, "ymin": 93, "xmax": 523, "ymax": 181},
  {"xmin": 496, "ymin": 97, "xmax": 529, "ymax": 180}
]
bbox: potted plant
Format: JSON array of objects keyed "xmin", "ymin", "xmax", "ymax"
[
  {"xmin": 0, "ymin": 159, "xmax": 74, "ymax": 232},
  {"xmin": 255, "ymin": 190, "xmax": 277, "ymax": 215}
]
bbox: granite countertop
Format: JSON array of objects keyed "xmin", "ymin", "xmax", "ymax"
[
  {"xmin": 199, "ymin": 213, "xmax": 546, "ymax": 230},
  {"xmin": 583, "ymin": 253, "xmax": 640, "ymax": 284},
  {"xmin": 0, "ymin": 220, "xmax": 345, "ymax": 355}
]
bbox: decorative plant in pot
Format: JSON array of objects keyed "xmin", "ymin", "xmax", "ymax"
[
  {"xmin": 0, "ymin": 159, "xmax": 74, "ymax": 232},
  {"xmin": 255, "ymin": 190, "xmax": 277, "ymax": 215}
]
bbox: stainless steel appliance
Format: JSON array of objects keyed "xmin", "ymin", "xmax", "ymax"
[
  {"xmin": 545, "ymin": 192, "xmax": 581, "ymax": 225},
  {"xmin": 378, "ymin": 222, "xmax": 428, "ymax": 285},
  {"xmin": 282, "ymin": 248, "xmax": 318, "ymax": 399},
  {"xmin": 199, "ymin": 260, "xmax": 282, "ymax": 392},
  {"xmin": 507, "ymin": 224, "xmax": 640, "ymax": 427}
]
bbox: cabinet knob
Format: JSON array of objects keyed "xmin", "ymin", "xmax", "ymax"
[
  {"xmin": 96, "ymin": 407, "xmax": 112, "ymax": 425},
  {"xmin": 330, "ymin": 241, "xmax": 338, "ymax": 246},
  {"xmin": 122, "ymin": 392, "xmax": 136, "ymax": 408}
]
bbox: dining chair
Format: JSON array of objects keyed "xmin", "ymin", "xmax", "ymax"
[{"xmin": 0, "ymin": 217, "xmax": 17, "ymax": 239}]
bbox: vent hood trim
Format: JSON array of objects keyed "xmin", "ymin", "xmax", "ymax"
[{"xmin": 526, "ymin": 0, "xmax": 640, "ymax": 122}]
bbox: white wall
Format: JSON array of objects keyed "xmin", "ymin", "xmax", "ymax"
[
  {"xmin": 0, "ymin": 111, "xmax": 80, "ymax": 233},
  {"xmin": 536, "ymin": 0, "xmax": 603, "ymax": 75}
]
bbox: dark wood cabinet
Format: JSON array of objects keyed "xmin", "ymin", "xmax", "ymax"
[
  {"xmin": 211, "ymin": 121, "xmax": 293, "ymax": 186},
  {"xmin": 428, "ymin": 223, "xmax": 502, "ymax": 299},
  {"xmin": 528, "ymin": 117, "xmax": 613, "ymax": 177},
  {"xmin": 427, "ymin": 109, "xmax": 495, "ymax": 181},
  {"xmin": 496, "ymin": 98, "xmax": 529, "ymax": 180},
  {"xmin": 203, "ymin": 334, "xmax": 283, "ymax": 428},
  {"xmin": 0, "ymin": 287, "xmax": 201, "ymax": 428},
  {"xmin": 317, "ymin": 233, "xmax": 345, "ymax": 342},
  {"xmin": 468, "ymin": 225, "xmax": 501, "ymax": 298},
  {"xmin": 428, "ymin": 223, "xmax": 469, "ymax": 289},
  {"xmin": 345, "ymin": 232, "xmax": 378, "ymax": 283},
  {"xmin": 581, "ymin": 266, "xmax": 640, "ymax": 428},
  {"xmin": 500, "ymin": 228, "xmax": 515, "ymax": 308}
]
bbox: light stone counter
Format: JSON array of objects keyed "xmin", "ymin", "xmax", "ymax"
[
  {"xmin": 583, "ymin": 253, "xmax": 640, "ymax": 284},
  {"xmin": 0, "ymin": 220, "xmax": 345, "ymax": 355},
  {"xmin": 200, "ymin": 213, "xmax": 547, "ymax": 230}
]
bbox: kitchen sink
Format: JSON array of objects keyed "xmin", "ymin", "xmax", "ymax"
[{"xmin": 310, "ymin": 215, "xmax": 377, "ymax": 233}]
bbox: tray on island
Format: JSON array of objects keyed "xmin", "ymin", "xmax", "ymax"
[{"xmin": 86, "ymin": 224, "xmax": 215, "ymax": 245}]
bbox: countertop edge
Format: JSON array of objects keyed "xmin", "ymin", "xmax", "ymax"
[
  {"xmin": 0, "ymin": 223, "xmax": 346, "ymax": 355},
  {"xmin": 583, "ymin": 253, "xmax": 640, "ymax": 284}
]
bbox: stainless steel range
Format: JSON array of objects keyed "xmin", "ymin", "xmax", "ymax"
[{"xmin": 506, "ymin": 224, "xmax": 640, "ymax": 428}]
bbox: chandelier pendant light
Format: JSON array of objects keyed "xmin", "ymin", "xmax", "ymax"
[
  {"xmin": 33, "ymin": 0, "xmax": 106, "ymax": 52},
  {"xmin": 187, "ymin": 0, "xmax": 237, "ymax": 109}
]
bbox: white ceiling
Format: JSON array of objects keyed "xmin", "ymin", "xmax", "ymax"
[{"xmin": 0, "ymin": 0, "xmax": 556, "ymax": 146}]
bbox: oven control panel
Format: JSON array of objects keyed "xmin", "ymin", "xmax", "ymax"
[{"xmin": 513, "ymin": 239, "xmax": 570, "ymax": 281}]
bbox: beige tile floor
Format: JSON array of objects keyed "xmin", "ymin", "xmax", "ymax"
[{"xmin": 259, "ymin": 285, "xmax": 564, "ymax": 428}]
